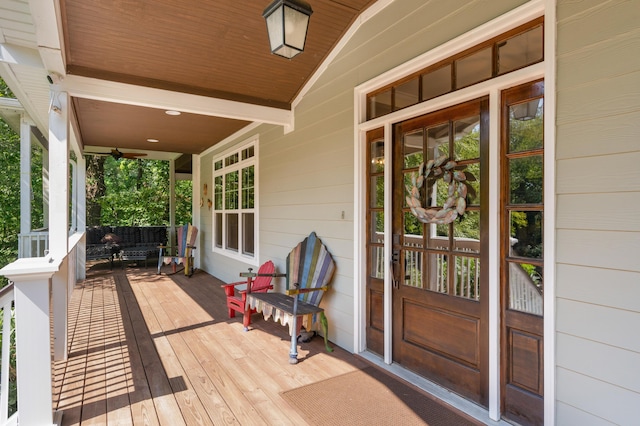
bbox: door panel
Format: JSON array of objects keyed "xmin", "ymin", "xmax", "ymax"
[
  {"xmin": 392, "ymin": 99, "xmax": 488, "ymax": 406},
  {"xmin": 501, "ymin": 80, "xmax": 544, "ymax": 426}
]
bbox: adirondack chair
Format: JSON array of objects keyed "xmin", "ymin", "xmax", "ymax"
[
  {"xmin": 246, "ymin": 232, "xmax": 336, "ymax": 364},
  {"xmin": 157, "ymin": 224, "xmax": 198, "ymax": 276},
  {"xmin": 221, "ymin": 260, "xmax": 277, "ymax": 330}
]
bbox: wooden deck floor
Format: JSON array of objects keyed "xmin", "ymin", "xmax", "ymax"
[{"xmin": 53, "ymin": 262, "xmax": 481, "ymax": 425}]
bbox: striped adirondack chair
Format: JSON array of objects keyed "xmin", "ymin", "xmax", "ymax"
[
  {"xmin": 157, "ymin": 224, "xmax": 198, "ymax": 276},
  {"xmin": 247, "ymin": 232, "xmax": 336, "ymax": 363}
]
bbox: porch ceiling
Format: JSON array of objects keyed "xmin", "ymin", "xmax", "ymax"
[
  {"xmin": 59, "ymin": 0, "xmax": 374, "ymax": 156},
  {"xmin": 0, "ymin": 1, "xmax": 374, "ymax": 162}
]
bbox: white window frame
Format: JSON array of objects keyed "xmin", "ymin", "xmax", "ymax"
[{"xmin": 211, "ymin": 136, "xmax": 259, "ymax": 264}]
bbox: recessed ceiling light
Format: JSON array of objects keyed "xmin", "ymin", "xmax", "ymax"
[
  {"xmin": 147, "ymin": 138, "xmax": 159, "ymax": 143},
  {"xmin": 165, "ymin": 110, "xmax": 181, "ymax": 116}
]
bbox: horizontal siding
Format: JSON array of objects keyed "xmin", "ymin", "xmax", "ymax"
[
  {"xmin": 556, "ymin": 3, "xmax": 640, "ymax": 422},
  {"xmin": 556, "ymin": 368, "xmax": 640, "ymax": 425},
  {"xmin": 557, "ymin": 229, "xmax": 640, "ymax": 272},
  {"xmin": 557, "ymin": 264, "xmax": 640, "ymax": 312},
  {"xmin": 557, "ymin": 193, "xmax": 640, "ymax": 231},
  {"xmin": 556, "ymin": 401, "xmax": 614, "ymax": 426},
  {"xmin": 557, "ymin": 333, "xmax": 640, "ymax": 393}
]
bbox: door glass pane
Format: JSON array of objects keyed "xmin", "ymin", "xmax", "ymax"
[
  {"xmin": 464, "ymin": 162, "xmax": 481, "ymax": 205},
  {"xmin": 508, "ymin": 262, "xmax": 543, "ymax": 315},
  {"xmin": 371, "ymin": 211, "xmax": 384, "ymax": 241},
  {"xmin": 454, "ymin": 116, "xmax": 480, "ymax": 160},
  {"xmin": 404, "ymin": 212, "xmax": 423, "ymax": 247},
  {"xmin": 498, "ymin": 25, "xmax": 543, "ymax": 74},
  {"xmin": 370, "ymin": 139, "xmax": 385, "ymax": 173},
  {"xmin": 455, "ymin": 47, "xmax": 492, "ymax": 88},
  {"xmin": 509, "ymin": 211, "xmax": 543, "ymax": 259},
  {"xmin": 427, "ymin": 252, "xmax": 447, "ymax": 293},
  {"xmin": 370, "ymin": 176, "xmax": 385, "ymax": 208},
  {"xmin": 404, "ymin": 249, "xmax": 423, "ymax": 288},
  {"xmin": 454, "ymin": 255, "xmax": 480, "ymax": 300},
  {"xmin": 226, "ymin": 213, "xmax": 238, "ymax": 251},
  {"xmin": 368, "ymin": 89, "xmax": 392, "ymax": 119},
  {"xmin": 427, "ymin": 123, "xmax": 449, "ymax": 160},
  {"xmin": 404, "ymin": 130, "xmax": 423, "ymax": 167},
  {"xmin": 370, "ymin": 246, "xmax": 385, "ymax": 279},
  {"xmin": 395, "ymin": 77, "xmax": 419, "ymax": 110},
  {"xmin": 242, "ymin": 213, "xmax": 254, "ymax": 255},
  {"xmin": 454, "ymin": 210, "xmax": 480, "ymax": 253},
  {"xmin": 427, "ymin": 223, "xmax": 449, "ymax": 250},
  {"xmin": 509, "ymin": 155, "xmax": 543, "ymax": 204},
  {"xmin": 509, "ymin": 99, "xmax": 543, "ymax": 152},
  {"xmin": 422, "ymin": 65, "xmax": 452, "ymax": 101}
]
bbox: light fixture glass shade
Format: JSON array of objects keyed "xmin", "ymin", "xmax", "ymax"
[{"xmin": 263, "ymin": 0, "xmax": 313, "ymax": 59}]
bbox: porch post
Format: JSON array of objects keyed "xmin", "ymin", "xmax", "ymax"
[
  {"xmin": 191, "ymin": 154, "xmax": 201, "ymax": 269},
  {"xmin": 19, "ymin": 116, "xmax": 31, "ymax": 238},
  {"xmin": 169, "ymin": 158, "xmax": 176, "ymax": 243},
  {"xmin": 77, "ymin": 154, "xmax": 87, "ymax": 280},
  {"xmin": 48, "ymin": 89, "xmax": 70, "ymax": 363},
  {"xmin": 48, "ymin": 89, "xmax": 69, "ymax": 257},
  {"xmin": 1, "ymin": 258, "xmax": 60, "ymax": 426}
]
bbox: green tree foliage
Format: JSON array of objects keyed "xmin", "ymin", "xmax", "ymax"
[
  {"xmin": 92, "ymin": 156, "xmax": 192, "ymax": 226},
  {"xmin": 0, "ymin": 120, "xmax": 20, "ymax": 282}
]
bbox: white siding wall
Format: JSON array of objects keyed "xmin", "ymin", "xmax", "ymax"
[{"xmin": 555, "ymin": 0, "xmax": 640, "ymax": 423}]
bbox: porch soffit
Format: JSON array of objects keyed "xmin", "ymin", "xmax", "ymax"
[{"xmin": 56, "ymin": 0, "xmax": 375, "ymax": 156}]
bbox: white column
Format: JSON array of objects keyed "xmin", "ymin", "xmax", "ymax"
[
  {"xmin": 52, "ymin": 257, "xmax": 68, "ymax": 361},
  {"xmin": 48, "ymin": 90, "xmax": 69, "ymax": 257},
  {"xmin": 19, "ymin": 117, "xmax": 31, "ymax": 236},
  {"xmin": 77, "ymin": 155, "xmax": 87, "ymax": 280},
  {"xmin": 169, "ymin": 159, "xmax": 176, "ymax": 244},
  {"xmin": 48, "ymin": 89, "xmax": 70, "ymax": 370},
  {"xmin": 1, "ymin": 258, "xmax": 59, "ymax": 425},
  {"xmin": 191, "ymin": 154, "xmax": 201, "ymax": 269}
]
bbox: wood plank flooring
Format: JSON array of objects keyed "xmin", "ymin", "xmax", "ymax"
[{"xmin": 53, "ymin": 262, "xmax": 481, "ymax": 425}]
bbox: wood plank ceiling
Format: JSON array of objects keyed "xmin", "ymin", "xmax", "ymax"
[{"xmin": 60, "ymin": 0, "xmax": 374, "ymax": 156}]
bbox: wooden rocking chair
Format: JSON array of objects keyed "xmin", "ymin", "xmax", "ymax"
[
  {"xmin": 221, "ymin": 260, "xmax": 277, "ymax": 330},
  {"xmin": 157, "ymin": 224, "xmax": 198, "ymax": 277},
  {"xmin": 246, "ymin": 232, "xmax": 336, "ymax": 364}
]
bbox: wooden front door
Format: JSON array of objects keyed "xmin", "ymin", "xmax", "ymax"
[
  {"xmin": 391, "ymin": 98, "xmax": 489, "ymax": 406},
  {"xmin": 500, "ymin": 80, "xmax": 545, "ymax": 425}
]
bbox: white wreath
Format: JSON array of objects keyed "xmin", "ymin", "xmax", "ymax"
[{"xmin": 405, "ymin": 155, "xmax": 473, "ymax": 224}]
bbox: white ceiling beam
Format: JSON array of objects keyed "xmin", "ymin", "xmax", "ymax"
[
  {"xmin": 0, "ymin": 43, "xmax": 44, "ymax": 68},
  {"xmin": 61, "ymin": 74, "xmax": 293, "ymax": 128}
]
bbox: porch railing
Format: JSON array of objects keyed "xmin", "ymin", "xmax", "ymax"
[
  {"xmin": 0, "ymin": 230, "xmax": 84, "ymax": 425},
  {"xmin": 0, "ymin": 284, "xmax": 16, "ymax": 425},
  {"xmin": 17, "ymin": 230, "xmax": 49, "ymax": 258}
]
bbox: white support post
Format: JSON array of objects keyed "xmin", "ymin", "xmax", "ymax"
[
  {"xmin": 20, "ymin": 117, "xmax": 32, "ymax": 237},
  {"xmin": 191, "ymin": 154, "xmax": 201, "ymax": 269},
  {"xmin": 1, "ymin": 258, "xmax": 60, "ymax": 426},
  {"xmin": 52, "ymin": 257, "xmax": 68, "ymax": 361},
  {"xmin": 48, "ymin": 89, "xmax": 69, "ymax": 257},
  {"xmin": 169, "ymin": 159, "xmax": 176, "ymax": 244},
  {"xmin": 77, "ymin": 155, "xmax": 87, "ymax": 280}
]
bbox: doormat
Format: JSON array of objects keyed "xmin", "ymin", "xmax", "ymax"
[{"xmin": 281, "ymin": 366, "xmax": 481, "ymax": 425}]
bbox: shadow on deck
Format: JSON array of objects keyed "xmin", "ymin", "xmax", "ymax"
[{"xmin": 53, "ymin": 262, "xmax": 483, "ymax": 425}]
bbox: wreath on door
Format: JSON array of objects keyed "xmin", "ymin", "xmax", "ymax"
[{"xmin": 406, "ymin": 155, "xmax": 476, "ymax": 224}]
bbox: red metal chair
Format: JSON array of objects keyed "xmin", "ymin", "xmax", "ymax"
[{"xmin": 221, "ymin": 261, "xmax": 276, "ymax": 330}]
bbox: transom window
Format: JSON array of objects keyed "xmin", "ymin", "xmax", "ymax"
[
  {"xmin": 212, "ymin": 140, "xmax": 256, "ymax": 259},
  {"xmin": 367, "ymin": 18, "xmax": 543, "ymax": 120}
]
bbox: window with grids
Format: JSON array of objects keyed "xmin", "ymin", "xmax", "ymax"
[{"xmin": 213, "ymin": 143, "xmax": 255, "ymax": 258}]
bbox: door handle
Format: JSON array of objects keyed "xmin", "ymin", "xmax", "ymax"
[{"xmin": 391, "ymin": 249, "xmax": 400, "ymax": 289}]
